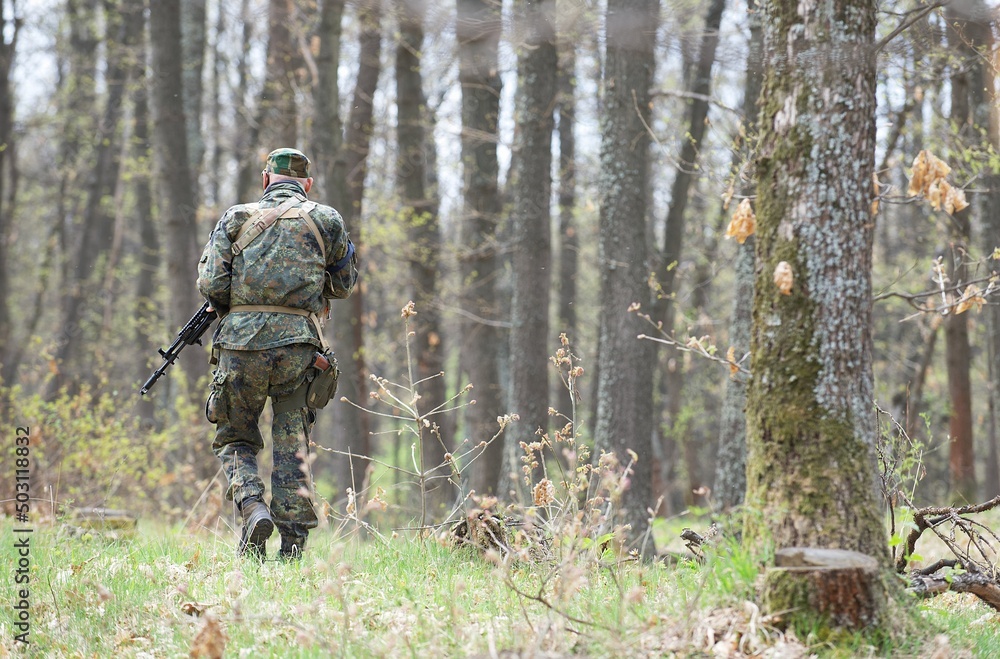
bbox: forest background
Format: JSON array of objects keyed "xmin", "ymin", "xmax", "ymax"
[{"xmin": 0, "ymin": 0, "xmax": 998, "ymax": 567}]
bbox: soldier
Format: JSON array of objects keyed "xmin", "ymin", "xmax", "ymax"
[{"xmin": 197, "ymin": 147, "xmax": 357, "ymax": 561}]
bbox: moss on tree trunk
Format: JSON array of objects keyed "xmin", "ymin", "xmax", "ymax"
[{"xmin": 744, "ymin": 0, "xmax": 889, "ymax": 630}]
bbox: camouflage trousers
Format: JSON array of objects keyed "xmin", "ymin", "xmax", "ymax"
[{"xmin": 207, "ymin": 343, "xmax": 318, "ymax": 536}]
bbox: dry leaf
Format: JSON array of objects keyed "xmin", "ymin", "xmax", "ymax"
[
  {"xmin": 944, "ymin": 183, "xmax": 969, "ymax": 214},
  {"xmin": 181, "ymin": 601, "xmax": 210, "ymax": 617},
  {"xmin": 725, "ymin": 199, "xmax": 756, "ymax": 244},
  {"xmin": 908, "ymin": 150, "xmax": 965, "ymax": 215},
  {"xmin": 774, "ymin": 261, "xmax": 794, "ymax": 295},
  {"xmin": 955, "ymin": 284, "xmax": 986, "ymax": 314},
  {"xmin": 189, "ymin": 612, "xmax": 226, "ymax": 659},
  {"xmin": 726, "ymin": 346, "xmax": 739, "ymax": 378}
]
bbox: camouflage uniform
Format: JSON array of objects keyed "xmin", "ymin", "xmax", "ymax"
[{"xmin": 197, "ymin": 148, "xmax": 357, "ymax": 544}]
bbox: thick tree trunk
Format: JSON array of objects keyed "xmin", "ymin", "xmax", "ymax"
[
  {"xmin": 328, "ymin": 2, "xmax": 381, "ymax": 497},
  {"xmin": 593, "ymin": 0, "xmax": 658, "ymax": 550},
  {"xmin": 150, "ymin": 0, "xmax": 201, "ymax": 384},
  {"xmin": 714, "ymin": 0, "xmax": 763, "ymax": 512},
  {"xmin": 499, "ymin": 0, "xmax": 557, "ymax": 501},
  {"xmin": 457, "ymin": 0, "xmax": 504, "ymax": 495},
  {"xmin": 554, "ymin": 38, "xmax": 578, "ymax": 422},
  {"xmin": 397, "ymin": 0, "xmax": 448, "ymax": 509},
  {"xmin": 745, "ymin": 0, "xmax": 887, "ymax": 604},
  {"xmin": 764, "ymin": 548, "xmax": 885, "ymax": 630}
]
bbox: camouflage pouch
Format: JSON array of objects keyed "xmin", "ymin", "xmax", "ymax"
[
  {"xmin": 205, "ymin": 370, "xmax": 229, "ymax": 424},
  {"xmin": 272, "ymin": 353, "xmax": 339, "ymax": 415},
  {"xmin": 304, "ymin": 352, "xmax": 339, "ymax": 410}
]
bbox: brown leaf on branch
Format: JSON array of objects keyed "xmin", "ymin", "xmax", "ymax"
[
  {"xmin": 907, "ymin": 149, "xmax": 950, "ymax": 197},
  {"xmin": 907, "ymin": 149, "xmax": 967, "ymax": 215},
  {"xmin": 725, "ymin": 198, "xmax": 756, "ymax": 244},
  {"xmin": 954, "ymin": 284, "xmax": 986, "ymax": 315},
  {"xmin": 726, "ymin": 346, "xmax": 739, "ymax": 378}
]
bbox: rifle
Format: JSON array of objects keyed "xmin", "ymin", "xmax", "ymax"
[{"xmin": 139, "ymin": 301, "xmax": 218, "ymax": 396}]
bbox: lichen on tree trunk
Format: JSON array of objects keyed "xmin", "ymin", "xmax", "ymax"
[{"xmin": 744, "ymin": 0, "xmax": 889, "ymax": 627}]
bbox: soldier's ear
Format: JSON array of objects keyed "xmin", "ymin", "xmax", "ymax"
[
  {"xmin": 261, "ymin": 170, "xmax": 269, "ymax": 190},
  {"xmin": 304, "ymin": 177, "xmax": 314, "ymax": 194}
]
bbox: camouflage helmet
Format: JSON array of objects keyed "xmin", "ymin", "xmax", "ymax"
[{"xmin": 265, "ymin": 148, "xmax": 311, "ymax": 178}]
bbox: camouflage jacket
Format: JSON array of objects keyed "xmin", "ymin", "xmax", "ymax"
[{"xmin": 197, "ymin": 182, "xmax": 358, "ymax": 351}]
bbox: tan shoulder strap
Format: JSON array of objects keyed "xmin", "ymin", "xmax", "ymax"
[
  {"xmin": 280, "ymin": 201, "xmax": 326, "ymax": 261},
  {"xmin": 232, "ymin": 197, "xmax": 301, "ymax": 256}
]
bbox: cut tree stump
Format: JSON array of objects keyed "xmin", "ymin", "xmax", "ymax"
[{"xmin": 763, "ymin": 547, "xmax": 885, "ymax": 630}]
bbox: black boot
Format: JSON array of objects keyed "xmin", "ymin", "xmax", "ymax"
[
  {"xmin": 279, "ymin": 534, "xmax": 307, "ymax": 561},
  {"xmin": 238, "ymin": 496, "xmax": 274, "ymax": 560}
]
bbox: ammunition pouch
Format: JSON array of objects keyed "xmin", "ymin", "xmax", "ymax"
[{"xmin": 272, "ymin": 352, "xmax": 339, "ymax": 415}]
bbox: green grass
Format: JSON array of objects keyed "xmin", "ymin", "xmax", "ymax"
[{"xmin": 1, "ymin": 521, "xmax": 999, "ymax": 657}]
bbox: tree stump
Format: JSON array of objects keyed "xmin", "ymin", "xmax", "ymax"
[{"xmin": 763, "ymin": 547, "xmax": 885, "ymax": 631}]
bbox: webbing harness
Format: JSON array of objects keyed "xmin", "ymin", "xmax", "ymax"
[{"xmin": 222, "ymin": 196, "xmax": 336, "ymax": 413}]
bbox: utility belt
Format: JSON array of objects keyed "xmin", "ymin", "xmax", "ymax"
[{"xmin": 223, "ymin": 305, "xmax": 339, "ymax": 415}]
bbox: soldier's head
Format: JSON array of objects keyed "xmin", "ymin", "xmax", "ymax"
[{"xmin": 262, "ymin": 147, "xmax": 314, "ymax": 193}]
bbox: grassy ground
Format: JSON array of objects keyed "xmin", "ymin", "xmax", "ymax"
[{"xmin": 1, "ymin": 518, "xmax": 999, "ymax": 658}]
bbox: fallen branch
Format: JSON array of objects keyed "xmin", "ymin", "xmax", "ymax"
[{"xmin": 909, "ymin": 571, "xmax": 1000, "ymax": 611}]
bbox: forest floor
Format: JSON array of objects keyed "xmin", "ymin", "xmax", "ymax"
[{"xmin": 1, "ymin": 515, "xmax": 998, "ymax": 658}]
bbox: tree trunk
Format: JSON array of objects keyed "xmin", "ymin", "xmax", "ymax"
[
  {"xmin": 52, "ymin": 0, "xmax": 138, "ymax": 391},
  {"xmin": 714, "ymin": 0, "xmax": 763, "ymax": 512},
  {"xmin": 328, "ymin": 1, "xmax": 381, "ymax": 497},
  {"xmin": 943, "ymin": 3, "xmax": 991, "ymax": 503},
  {"xmin": 260, "ymin": 0, "xmax": 300, "ymax": 148},
  {"xmin": 499, "ymin": 0, "xmax": 557, "ymax": 501},
  {"xmin": 132, "ymin": 5, "xmax": 159, "ymax": 424},
  {"xmin": 764, "ymin": 548, "xmax": 885, "ymax": 630},
  {"xmin": 206, "ymin": 4, "xmax": 226, "ymax": 209},
  {"xmin": 746, "ymin": 0, "xmax": 887, "ymax": 627},
  {"xmin": 150, "ymin": 0, "xmax": 201, "ymax": 384},
  {"xmin": 181, "ymin": 0, "xmax": 206, "ymax": 203},
  {"xmin": 0, "ymin": 3, "xmax": 18, "ymax": 387},
  {"xmin": 983, "ymin": 11, "xmax": 1000, "ymax": 499},
  {"xmin": 397, "ymin": 0, "xmax": 448, "ymax": 509},
  {"xmin": 234, "ymin": 0, "xmax": 256, "ymax": 202},
  {"xmin": 654, "ymin": 0, "xmax": 725, "ymax": 510},
  {"xmin": 457, "ymin": 0, "xmax": 504, "ymax": 495},
  {"xmin": 554, "ymin": 37, "xmax": 578, "ymax": 423},
  {"xmin": 593, "ymin": 0, "xmax": 658, "ymax": 550},
  {"xmin": 312, "ymin": 0, "xmax": 345, "ymax": 201},
  {"xmin": 310, "ymin": 0, "xmax": 346, "ymax": 501}
]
